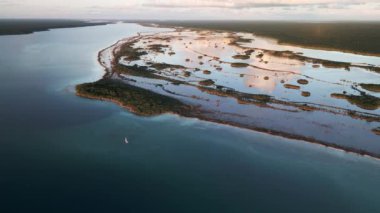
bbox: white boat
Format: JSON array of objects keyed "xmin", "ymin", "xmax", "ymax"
[{"xmin": 124, "ymin": 137, "xmax": 129, "ymax": 144}]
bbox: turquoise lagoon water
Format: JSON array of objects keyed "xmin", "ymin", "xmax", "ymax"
[{"xmin": 0, "ymin": 23, "xmax": 380, "ymax": 213}]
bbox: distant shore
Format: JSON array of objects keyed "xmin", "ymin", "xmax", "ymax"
[
  {"xmin": 132, "ymin": 20, "xmax": 380, "ymax": 57},
  {"xmin": 0, "ymin": 19, "xmax": 111, "ymax": 36}
]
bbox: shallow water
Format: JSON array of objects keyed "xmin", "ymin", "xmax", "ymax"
[
  {"xmin": 129, "ymin": 30, "xmax": 380, "ymax": 113},
  {"xmin": 1, "ymin": 23, "xmax": 380, "ymax": 212},
  {"xmin": 239, "ymin": 32, "xmax": 380, "ymax": 66},
  {"xmin": 114, "ymin": 28, "xmax": 380, "ymax": 154}
]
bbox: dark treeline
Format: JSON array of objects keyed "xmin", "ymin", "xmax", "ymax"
[{"xmin": 0, "ymin": 19, "xmax": 110, "ymax": 35}]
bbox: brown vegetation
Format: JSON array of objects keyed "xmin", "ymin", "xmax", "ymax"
[
  {"xmin": 199, "ymin": 79, "xmax": 215, "ymax": 86},
  {"xmin": 284, "ymin": 84, "xmax": 300, "ymax": 90},
  {"xmin": 297, "ymin": 79, "xmax": 309, "ymax": 85},
  {"xmin": 360, "ymin": 84, "xmax": 380, "ymax": 93},
  {"xmin": 331, "ymin": 93, "xmax": 380, "ymax": 110},
  {"xmin": 231, "ymin": 63, "xmax": 250, "ymax": 68}
]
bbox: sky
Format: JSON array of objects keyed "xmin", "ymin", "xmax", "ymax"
[{"xmin": 0, "ymin": 0, "xmax": 379, "ymax": 20}]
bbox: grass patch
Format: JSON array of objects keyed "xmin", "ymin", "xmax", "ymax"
[
  {"xmin": 360, "ymin": 84, "xmax": 380, "ymax": 93},
  {"xmin": 113, "ymin": 63, "xmax": 157, "ymax": 79},
  {"xmin": 302, "ymin": 91, "xmax": 311, "ymax": 97},
  {"xmin": 199, "ymin": 79, "xmax": 215, "ymax": 86},
  {"xmin": 331, "ymin": 93, "xmax": 380, "ymax": 110},
  {"xmin": 284, "ymin": 84, "xmax": 300, "ymax": 90},
  {"xmin": 147, "ymin": 44, "xmax": 169, "ymax": 53},
  {"xmin": 150, "ymin": 63, "xmax": 185, "ymax": 70},
  {"xmin": 115, "ymin": 42, "xmax": 147, "ymax": 61},
  {"xmin": 373, "ymin": 127, "xmax": 380, "ymax": 135},
  {"xmin": 231, "ymin": 63, "xmax": 250, "ymax": 68},
  {"xmin": 232, "ymin": 55, "xmax": 250, "ymax": 60},
  {"xmin": 297, "ymin": 79, "xmax": 309, "ymax": 85}
]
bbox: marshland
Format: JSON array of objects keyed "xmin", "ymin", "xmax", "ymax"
[{"xmin": 77, "ymin": 24, "xmax": 380, "ymax": 158}]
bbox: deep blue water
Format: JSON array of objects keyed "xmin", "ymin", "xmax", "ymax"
[{"xmin": 0, "ymin": 23, "xmax": 380, "ymax": 213}]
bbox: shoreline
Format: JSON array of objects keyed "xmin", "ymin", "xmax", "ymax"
[
  {"xmin": 0, "ymin": 19, "xmax": 112, "ymax": 36},
  {"xmin": 138, "ymin": 21, "xmax": 380, "ymax": 57},
  {"xmin": 77, "ymin": 85, "xmax": 380, "ymax": 161},
  {"xmin": 76, "ymin": 24, "xmax": 380, "ymax": 160}
]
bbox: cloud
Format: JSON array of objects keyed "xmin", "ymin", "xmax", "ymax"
[
  {"xmin": 141, "ymin": 0, "xmax": 378, "ymax": 9},
  {"xmin": 0, "ymin": 0, "xmax": 21, "ymax": 6},
  {"xmin": 0, "ymin": 0, "xmax": 379, "ymax": 20},
  {"xmin": 143, "ymin": 2, "xmax": 298, "ymax": 9}
]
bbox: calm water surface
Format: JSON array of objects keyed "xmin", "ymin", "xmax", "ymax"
[{"xmin": 0, "ymin": 23, "xmax": 380, "ymax": 213}]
